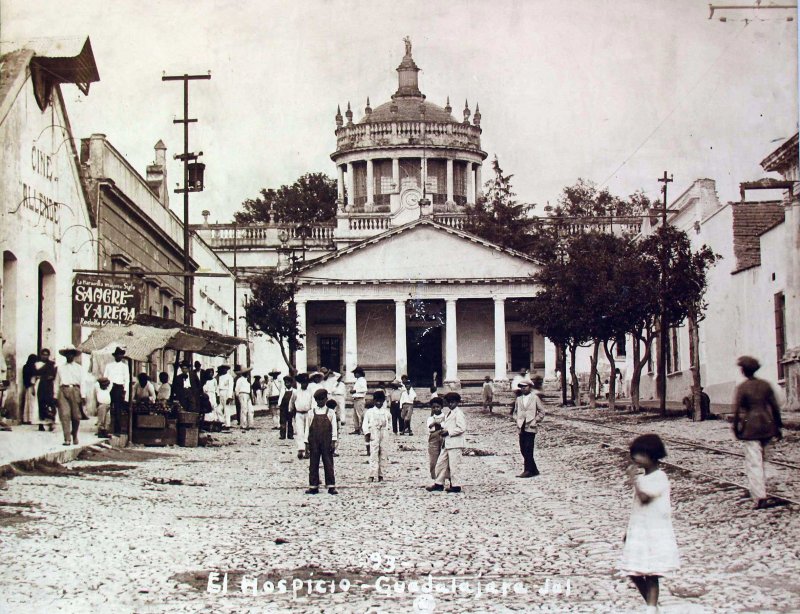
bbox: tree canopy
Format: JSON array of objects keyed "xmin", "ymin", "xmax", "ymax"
[
  {"xmin": 234, "ymin": 172, "xmax": 338, "ymax": 225},
  {"xmin": 547, "ymin": 179, "xmax": 652, "ymax": 219},
  {"xmin": 244, "ymin": 271, "xmax": 302, "ymax": 372}
]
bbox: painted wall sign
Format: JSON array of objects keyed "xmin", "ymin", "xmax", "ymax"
[{"xmin": 72, "ymin": 274, "xmax": 143, "ymax": 327}]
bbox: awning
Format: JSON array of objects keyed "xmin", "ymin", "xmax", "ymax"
[
  {"xmin": 77, "ymin": 314, "xmax": 247, "ymax": 361},
  {"xmin": 30, "ymin": 37, "xmax": 100, "ymax": 111}
]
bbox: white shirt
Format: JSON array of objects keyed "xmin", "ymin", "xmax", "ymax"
[
  {"xmin": 235, "ymin": 377, "xmax": 251, "ymax": 395},
  {"xmin": 352, "ymin": 377, "xmax": 368, "ymax": 398},
  {"xmin": 362, "ymin": 404, "xmax": 392, "ymax": 434},
  {"xmin": 400, "ymin": 386, "xmax": 416, "ymax": 405},
  {"xmin": 95, "ymin": 383, "xmax": 112, "ymax": 405},
  {"xmin": 217, "ymin": 372, "xmax": 233, "ymax": 396},
  {"xmin": 103, "ymin": 360, "xmax": 130, "ymax": 396},
  {"xmin": 294, "ymin": 387, "xmax": 313, "ymax": 413},
  {"xmin": 56, "ymin": 361, "xmax": 85, "ymax": 397}
]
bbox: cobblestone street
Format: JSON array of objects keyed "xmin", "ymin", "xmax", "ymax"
[{"xmin": 1, "ymin": 404, "xmax": 798, "ymax": 614}]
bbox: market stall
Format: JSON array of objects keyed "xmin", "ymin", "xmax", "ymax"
[{"xmin": 78, "ymin": 314, "xmax": 246, "ymax": 447}]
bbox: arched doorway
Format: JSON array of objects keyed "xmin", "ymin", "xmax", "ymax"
[
  {"xmin": 38, "ymin": 261, "xmax": 56, "ymax": 352},
  {"xmin": 2, "ymin": 251, "xmax": 17, "ymax": 356}
]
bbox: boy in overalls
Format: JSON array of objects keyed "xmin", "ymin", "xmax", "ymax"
[{"xmin": 304, "ymin": 388, "xmax": 338, "ymax": 495}]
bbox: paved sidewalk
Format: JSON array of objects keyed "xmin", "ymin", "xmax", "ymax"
[{"xmin": 0, "ymin": 420, "xmax": 105, "ymax": 470}]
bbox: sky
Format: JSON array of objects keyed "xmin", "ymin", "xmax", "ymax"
[{"xmin": 2, "ymin": 0, "xmax": 797, "ymax": 224}]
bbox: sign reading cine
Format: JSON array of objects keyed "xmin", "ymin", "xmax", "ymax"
[{"xmin": 72, "ymin": 274, "xmax": 143, "ymax": 327}]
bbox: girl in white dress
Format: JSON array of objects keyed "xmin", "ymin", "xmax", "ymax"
[{"xmin": 619, "ymin": 434, "xmax": 680, "ymax": 613}]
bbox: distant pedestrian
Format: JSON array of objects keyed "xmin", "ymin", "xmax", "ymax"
[
  {"xmin": 95, "ymin": 377, "xmax": 111, "ymax": 437},
  {"xmin": 278, "ymin": 375, "xmax": 296, "ymax": 440},
  {"xmin": 55, "ymin": 345, "xmax": 86, "ymax": 446},
  {"xmin": 350, "ymin": 367, "xmax": 367, "ymax": 435},
  {"xmin": 294, "ymin": 373, "xmax": 313, "ymax": 458},
  {"xmin": 515, "ymin": 376, "xmax": 545, "ymax": 478},
  {"xmin": 304, "ymin": 388, "xmax": 338, "ymax": 495},
  {"xmin": 363, "ymin": 400, "xmax": 375, "ymax": 455},
  {"xmin": 732, "ymin": 356, "xmax": 783, "ymax": 509},
  {"xmin": 426, "ymin": 391, "xmax": 466, "ymax": 493},
  {"xmin": 426, "ymin": 397, "xmax": 445, "ymax": 480},
  {"xmin": 331, "ymin": 372, "xmax": 347, "ymax": 428},
  {"xmin": 362, "ymin": 390, "xmax": 392, "ymax": 482},
  {"xmin": 619, "ymin": 434, "xmax": 680, "ymax": 614},
  {"xmin": 389, "ymin": 379, "xmax": 403, "ymax": 434},
  {"xmin": 267, "ymin": 368, "xmax": 283, "ymax": 412},
  {"xmin": 21, "ymin": 354, "xmax": 39, "ymax": 425},
  {"xmin": 400, "ymin": 377, "xmax": 417, "ymax": 435},
  {"xmin": 482, "ymin": 375, "xmax": 494, "ymax": 412},
  {"xmin": 217, "ymin": 365, "xmax": 233, "ymax": 428},
  {"xmin": 510, "ymin": 368, "xmax": 528, "ymax": 393},
  {"xmin": 103, "ymin": 346, "xmax": 129, "ymax": 434},
  {"xmin": 35, "ymin": 348, "xmax": 57, "ymax": 432},
  {"xmin": 251, "ymin": 375, "xmax": 263, "ymax": 406},
  {"xmin": 235, "ymin": 367, "xmax": 253, "ymax": 431}
]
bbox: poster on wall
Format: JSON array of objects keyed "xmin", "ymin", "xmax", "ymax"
[{"xmin": 72, "ymin": 274, "xmax": 143, "ymax": 327}]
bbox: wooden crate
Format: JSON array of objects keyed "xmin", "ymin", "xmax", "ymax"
[
  {"xmin": 135, "ymin": 414, "xmax": 166, "ymax": 429},
  {"xmin": 132, "ymin": 424, "xmax": 177, "ymax": 447},
  {"xmin": 177, "ymin": 425, "xmax": 199, "ymax": 448}
]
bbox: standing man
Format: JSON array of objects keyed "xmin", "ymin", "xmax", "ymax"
[
  {"xmin": 55, "ymin": 345, "xmax": 85, "ymax": 446},
  {"xmin": 278, "ymin": 375, "xmax": 296, "ymax": 440},
  {"xmin": 216, "ymin": 365, "xmax": 234, "ymax": 428},
  {"xmin": 515, "ymin": 376, "xmax": 546, "ymax": 478},
  {"xmin": 510, "ymin": 368, "xmax": 528, "ymax": 393},
  {"xmin": 293, "ymin": 373, "xmax": 313, "ymax": 458},
  {"xmin": 235, "ymin": 367, "xmax": 253, "ymax": 431},
  {"xmin": 103, "ymin": 346, "xmax": 129, "ymax": 435},
  {"xmin": 350, "ymin": 366, "xmax": 367, "ymax": 435},
  {"xmin": 427, "ymin": 391, "xmax": 467, "ymax": 493},
  {"xmin": 400, "ymin": 377, "xmax": 417, "ymax": 435},
  {"xmin": 732, "ymin": 356, "xmax": 783, "ymax": 509}
]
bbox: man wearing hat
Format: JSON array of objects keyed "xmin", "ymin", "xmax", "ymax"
[
  {"xmin": 234, "ymin": 366, "xmax": 254, "ymax": 430},
  {"xmin": 55, "ymin": 345, "xmax": 86, "ymax": 445},
  {"xmin": 515, "ymin": 376, "xmax": 545, "ymax": 478},
  {"xmin": 427, "ymin": 391, "xmax": 467, "ymax": 493},
  {"xmin": 350, "ymin": 367, "xmax": 367, "ymax": 435},
  {"xmin": 733, "ymin": 356, "xmax": 784, "ymax": 509},
  {"xmin": 293, "ymin": 373, "xmax": 313, "ymax": 458},
  {"xmin": 103, "ymin": 346, "xmax": 130, "ymax": 435},
  {"xmin": 266, "ymin": 368, "xmax": 283, "ymax": 413}
]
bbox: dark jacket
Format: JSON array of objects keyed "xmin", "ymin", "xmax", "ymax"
[{"xmin": 733, "ymin": 378, "xmax": 782, "ymax": 441}]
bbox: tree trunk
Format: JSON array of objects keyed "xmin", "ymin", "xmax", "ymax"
[
  {"xmin": 603, "ymin": 340, "xmax": 616, "ymax": 411},
  {"xmin": 558, "ymin": 343, "xmax": 568, "ymax": 405},
  {"xmin": 630, "ymin": 334, "xmax": 643, "ymax": 412},
  {"xmin": 588, "ymin": 339, "xmax": 600, "ymax": 409},
  {"xmin": 688, "ymin": 311, "xmax": 703, "ymax": 421},
  {"xmin": 569, "ymin": 343, "xmax": 580, "ymax": 404}
]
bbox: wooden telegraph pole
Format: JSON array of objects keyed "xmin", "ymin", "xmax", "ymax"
[{"xmin": 657, "ymin": 170, "xmax": 673, "ymax": 415}]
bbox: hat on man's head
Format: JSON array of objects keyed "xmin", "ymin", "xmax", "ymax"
[
  {"xmin": 58, "ymin": 344, "xmax": 79, "ymax": 357},
  {"xmin": 313, "ymin": 388, "xmax": 329, "ymax": 401},
  {"xmin": 97, "ymin": 376, "xmax": 110, "ymax": 385},
  {"xmin": 352, "ymin": 366, "xmax": 365, "ymax": 376},
  {"xmin": 112, "ymin": 346, "xmax": 126, "ymax": 357},
  {"xmin": 517, "ymin": 378, "xmax": 534, "ymax": 388},
  {"xmin": 268, "ymin": 368, "xmax": 281, "ymax": 377},
  {"xmin": 737, "ymin": 356, "xmax": 761, "ymax": 372},
  {"xmin": 217, "ymin": 364, "xmax": 230, "ymax": 373},
  {"xmin": 179, "ymin": 360, "xmax": 191, "ymax": 368},
  {"xmin": 430, "ymin": 397, "xmax": 444, "ymax": 407},
  {"xmin": 295, "ymin": 372, "xmax": 309, "ymax": 385},
  {"xmin": 235, "ymin": 366, "xmax": 252, "ymax": 375},
  {"xmin": 444, "ymin": 391, "xmax": 461, "ymax": 403},
  {"xmin": 310, "ymin": 371, "xmax": 324, "ymax": 380}
]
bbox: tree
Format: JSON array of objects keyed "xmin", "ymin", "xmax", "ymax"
[
  {"xmin": 464, "ymin": 156, "xmax": 557, "ymax": 261},
  {"xmin": 234, "ymin": 172, "xmax": 338, "ymax": 225},
  {"xmin": 244, "ymin": 271, "xmax": 303, "ymax": 373}
]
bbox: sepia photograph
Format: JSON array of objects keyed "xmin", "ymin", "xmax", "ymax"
[{"xmin": 0, "ymin": 1, "xmax": 798, "ymax": 612}]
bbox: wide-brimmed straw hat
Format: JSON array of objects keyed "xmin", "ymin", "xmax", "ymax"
[
  {"xmin": 58, "ymin": 344, "xmax": 79, "ymax": 357},
  {"xmin": 268, "ymin": 368, "xmax": 281, "ymax": 377},
  {"xmin": 235, "ymin": 366, "xmax": 253, "ymax": 375}
]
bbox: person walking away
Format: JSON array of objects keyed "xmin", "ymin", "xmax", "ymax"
[
  {"xmin": 400, "ymin": 378, "xmax": 417, "ymax": 435},
  {"xmin": 278, "ymin": 375, "xmax": 296, "ymax": 440},
  {"xmin": 95, "ymin": 377, "xmax": 111, "ymax": 437},
  {"xmin": 732, "ymin": 356, "xmax": 783, "ymax": 509},
  {"xmin": 619, "ymin": 434, "xmax": 680, "ymax": 614},
  {"xmin": 304, "ymin": 389, "xmax": 338, "ymax": 495},
  {"xmin": 515, "ymin": 376, "xmax": 545, "ymax": 478},
  {"xmin": 235, "ymin": 368, "xmax": 253, "ymax": 431},
  {"xmin": 103, "ymin": 346, "xmax": 129, "ymax": 435},
  {"xmin": 362, "ymin": 390, "xmax": 392, "ymax": 482},
  {"xmin": 216, "ymin": 365, "xmax": 233, "ymax": 428},
  {"xmin": 389, "ymin": 380, "xmax": 403, "ymax": 434},
  {"xmin": 55, "ymin": 345, "xmax": 85, "ymax": 445},
  {"xmin": 482, "ymin": 376, "xmax": 494, "ymax": 412},
  {"xmin": 294, "ymin": 373, "xmax": 313, "ymax": 458},
  {"xmin": 21, "ymin": 354, "xmax": 39, "ymax": 424},
  {"xmin": 34, "ymin": 348, "xmax": 57, "ymax": 432},
  {"xmin": 427, "ymin": 397, "xmax": 445, "ymax": 480},
  {"xmin": 331, "ymin": 373, "xmax": 347, "ymax": 429},
  {"xmin": 351, "ymin": 367, "xmax": 367, "ymax": 435},
  {"xmin": 427, "ymin": 392, "xmax": 466, "ymax": 493}
]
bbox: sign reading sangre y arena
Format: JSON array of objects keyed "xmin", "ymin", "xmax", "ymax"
[{"xmin": 72, "ymin": 274, "xmax": 143, "ymax": 327}]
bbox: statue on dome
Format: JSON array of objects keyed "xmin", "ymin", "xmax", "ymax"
[{"xmin": 403, "ymin": 36, "xmax": 412, "ymax": 56}]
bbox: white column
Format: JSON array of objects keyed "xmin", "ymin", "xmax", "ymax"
[
  {"xmin": 446, "ymin": 159, "xmax": 454, "ymax": 203},
  {"xmin": 445, "ymin": 298, "xmax": 459, "ymax": 386},
  {"xmin": 467, "ymin": 162, "xmax": 475, "ymax": 204},
  {"xmin": 366, "ymin": 158, "xmax": 374, "ymax": 206},
  {"xmin": 493, "ymin": 297, "xmax": 507, "ymax": 382},
  {"xmin": 544, "ymin": 337, "xmax": 558, "ymax": 381},
  {"xmin": 392, "ymin": 158, "xmax": 400, "ymax": 192},
  {"xmin": 295, "ymin": 300, "xmax": 307, "ymax": 374},
  {"xmin": 346, "ymin": 162, "xmax": 354, "ymax": 207},
  {"xmin": 345, "ymin": 300, "xmax": 358, "ymax": 383},
  {"xmin": 475, "ymin": 163, "xmax": 483, "ymax": 199},
  {"xmin": 337, "ymin": 165, "xmax": 345, "ymax": 201},
  {"xmin": 395, "ymin": 299, "xmax": 407, "ymax": 377}
]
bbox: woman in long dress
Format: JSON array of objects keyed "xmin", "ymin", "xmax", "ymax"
[
  {"xmin": 21, "ymin": 354, "xmax": 39, "ymax": 424},
  {"xmin": 34, "ymin": 350, "xmax": 57, "ymax": 431}
]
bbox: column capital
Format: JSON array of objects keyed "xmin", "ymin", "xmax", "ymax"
[
  {"xmin": 394, "ymin": 297, "xmax": 407, "ymax": 305},
  {"xmin": 445, "ymin": 297, "xmax": 459, "ymax": 304},
  {"xmin": 493, "ymin": 296, "xmax": 506, "ymax": 304},
  {"xmin": 344, "ymin": 299, "xmax": 358, "ymax": 306}
]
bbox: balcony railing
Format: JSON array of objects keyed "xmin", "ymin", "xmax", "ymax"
[
  {"xmin": 540, "ymin": 215, "xmax": 643, "ymax": 237},
  {"xmin": 196, "ymin": 222, "xmax": 336, "ymax": 248},
  {"xmin": 335, "ymin": 120, "xmax": 482, "ymax": 153}
]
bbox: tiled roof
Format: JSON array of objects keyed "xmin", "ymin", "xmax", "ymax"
[
  {"xmin": 760, "ymin": 133, "xmax": 798, "ymax": 173},
  {"xmin": 0, "ymin": 49, "xmax": 34, "ymax": 125},
  {"xmin": 361, "ymin": 98, "xmax": 456, "ymax": 124},
  {"xmin": 731, "ymin": 201, "xmax": 785, "ymax": 274}
]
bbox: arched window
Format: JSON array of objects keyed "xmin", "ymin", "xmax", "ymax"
[{"xmin": 38, "ymin": 261, "xmax": 56, "ymax": 351}]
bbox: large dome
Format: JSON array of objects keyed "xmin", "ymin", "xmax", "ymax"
[{"xmin": 361, "ymin": 98, "xmax": 456, "ymax": 124}]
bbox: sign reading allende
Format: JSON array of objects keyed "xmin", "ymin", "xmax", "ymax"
[{"xmin": 72, "ymin": 274, "xmax": 143, "ymax": 327}]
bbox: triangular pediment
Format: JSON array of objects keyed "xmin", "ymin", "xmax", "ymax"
[{"xmin": 296, "ymin": 219, "xmax": 540, "ymax": 282}]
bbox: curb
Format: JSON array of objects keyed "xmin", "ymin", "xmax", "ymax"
[{"xmin": 0, "ymin": 437, "xmax": 108, "ymax": 476}]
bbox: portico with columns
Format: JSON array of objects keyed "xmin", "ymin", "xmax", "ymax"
[{"xmin": 291, "ymin": 218, "xmax": 545, "ymax": 388}]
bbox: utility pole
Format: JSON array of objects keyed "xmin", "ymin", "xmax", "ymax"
[
  {"xmin": 232, "ymin": 222, "xmax": 238, "ymax": 365},
  {"xmin": 162, "ymin": 72, "xmax": 211, "ymax": 328},
  {"xmin": 657, "ymin": 170, "xmax": 673, "ymax": 415}
]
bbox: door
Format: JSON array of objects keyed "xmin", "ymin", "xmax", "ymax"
[
  {"xmin": 510, "ymin": 333, "xmax": 531, "ymax": 372},
  {"xmin": 319, "ymin": 336, "xmax": 341, "ymax": 372},
  {"xmin": 406, "ymin": 326, "xmax": 442, "ymax": 387}
]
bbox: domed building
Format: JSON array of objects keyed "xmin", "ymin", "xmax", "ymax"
[
  {"xmin": 198, "ymin": 39, "xmax": 550, "ymax": 388},
  {"xmin": 331, "ymin": 37, "xmax": 487, "ymax": 231}
]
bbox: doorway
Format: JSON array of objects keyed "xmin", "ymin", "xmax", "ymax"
[
  {"xmin": 37, "ymin": 261, "xmax": 56, "ymax": 352},
  {"xmin": 510, "ymin": 333, "xmax": 531, "ymax": 372},
  {"xmin": 318, "ymin": 336, "xmax": 342, "ymax": 372},
  {"xmin": 406, "ymin": 326, "xmax": 442, "ymax": 387}
]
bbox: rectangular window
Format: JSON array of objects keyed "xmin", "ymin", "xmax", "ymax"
[
  {"xmin": 399, "ymin": 159, "xmax": 420, "ymax": 189},
  {"xmin": 775, "ymin": 292, "xmax": 786, "ymax": 380},
  {"xmin": 353, "ymin": 163, "xmax": 367, "ymax": 206},
  {"xmin": 374, "ymin": 160, "xmax": 393, "ymax": 195},
  {"xmin": 319, "ymin": 336, "xmax": 342, "ymax": 373},
  {"xmin": 666, "ymin": 326, "xmax": 680, "ymax": 374},
  {"xmin": 453, "ymin": 161, "xmax": 466, "ymax": 196},
  {"xmin": 646, "ymin": 338, "xmax": 654, "ymax": 374},
  {"xmin": 615, "ymin": 334, "xmax": 627, "ymax": 357}
]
